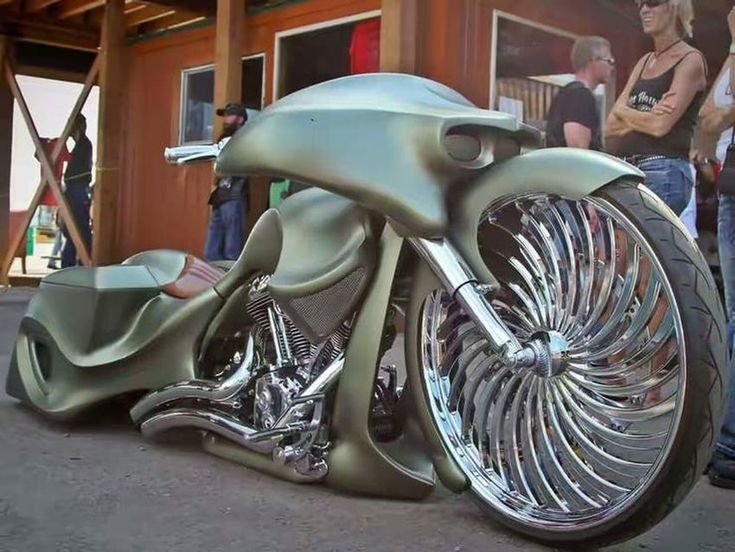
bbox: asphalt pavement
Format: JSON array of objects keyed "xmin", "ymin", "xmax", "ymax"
[{"xmin": 1, "ymin": 288, "xmax": 733, "ymax": 552}]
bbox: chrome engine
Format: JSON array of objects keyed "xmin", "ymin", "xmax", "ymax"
[
  {"xmin": 245, "ymin": 275, "xmax": 351, "ymax": 432},
  {"xmin": 130, "ymin": 275, "xmax": 355, "ymax": 481}
]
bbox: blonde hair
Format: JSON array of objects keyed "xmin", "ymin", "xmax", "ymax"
[
  {"xmin": 571, "ymin": 36, "xmax": 611, "ymax": 72},
  {"xmin": 671, "ymin": 0, "xmax": 694, "ymax": 38}
]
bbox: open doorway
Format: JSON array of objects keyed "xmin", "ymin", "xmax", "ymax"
[
  {"xmin": 274, "ymin": 11, "xmax": 381, "ymax": 100},
  {"xmin": 4, "ymin": 42, "xmax": 99, "ymax": 282},
  {"xmin": 9, "ymin": 76, "xmax": 99, "ymax": 279}
]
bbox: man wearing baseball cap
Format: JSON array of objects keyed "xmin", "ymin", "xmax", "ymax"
[{"xmin": 204, "ymin": 103, "xmax": 248, "ymax": 261}]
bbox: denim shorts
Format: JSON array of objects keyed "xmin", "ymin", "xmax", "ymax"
[{"xmin": 636, "ymin": 157, "xmax": 693, "ymax": 217}]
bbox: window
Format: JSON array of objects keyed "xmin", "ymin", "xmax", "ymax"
[
  {"xmin": 180, "ymin": 66, "xmax": 215, "ymax": 144},
  {"xmin": 490, "ymin": 13, "xmax": 612, "ymax": 133},
  {"xmin": 179, "ymin": 55, "xmax": 265, "ymax": 144},
  {"xmin": 274, "ymin": 12, "xmax": 381, "ymax": 100},
  {"xmin": 278, "ymin": 25, "xmax": 354, "ymax": 99}
]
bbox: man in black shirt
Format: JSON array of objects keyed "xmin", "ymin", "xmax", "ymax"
[
  {"xmin": 546, "ymin": 36, "xmax": 615, "ymax": 151},
  {"xmin": 61, "ymin": 114, "xmax": 93, "ymax": 268},
  {"xmin": 204, "ymin": 104, "xmax": 248, "ymax": 262}
]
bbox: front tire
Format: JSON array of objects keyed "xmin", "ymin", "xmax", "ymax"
[{"xmin": 407, "ymin": 180, "xmax": 727, "ymax": 547}]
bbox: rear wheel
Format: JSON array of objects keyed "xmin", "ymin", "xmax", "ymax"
[{"xmin": 408, "ymin": 180, "xmax": 727, "ymax": 547}]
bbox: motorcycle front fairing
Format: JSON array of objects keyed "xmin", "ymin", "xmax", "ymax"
[
  {"xmin": 216, "ymin": 73, "xmax": 643, "ymax": 238},
  {"xmin": 216, "ymin": 73, "xmax": 644, "ymax": 290},
  {"xmin": 216, "ymin": 73, "xmax": 539, "ymax": 239}
]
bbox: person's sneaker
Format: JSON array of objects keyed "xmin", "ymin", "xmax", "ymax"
[{"xmin": 708, "ymin": 451, "xmax": 735, "ymax": 489}]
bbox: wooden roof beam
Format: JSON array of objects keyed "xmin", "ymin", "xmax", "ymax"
[
  {"xmin": 137, "ymin": 11, "xmax": 206, "ymax": 34},
  {"xmin": 26, "ymin": 0, "xmax": 62, "ymax": 12},
  {"xmin": 56, "ymin": 0, "xmax": 106, "ymax": 19},
  {"xmin": 143, "ymin": 0, "xmax": 216, "ymax": 17},
  {"xmin": 0, "ymin": 13, "xmax": 99, "ymax": 51},
  {"xmin": 124, "ymin": 1, "xmax": 147, "ymax": 14},
  {"xmin": 125, "ymin": 5, "xmax": 175, "ymax": 27}
]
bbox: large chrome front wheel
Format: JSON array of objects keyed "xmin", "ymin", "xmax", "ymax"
[{"xmin": 409, "ymin": 181, "xmax": 727, "ymax": 547}]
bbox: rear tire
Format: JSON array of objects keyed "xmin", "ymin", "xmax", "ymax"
[{"xmin": 407, "ymin": 180, "xmax": 727, "ymax": 547}]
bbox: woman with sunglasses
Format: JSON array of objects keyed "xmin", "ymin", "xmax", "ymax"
[{"xmin": 605, "ymin": 0, "xmax": 706, "ymax": 216}]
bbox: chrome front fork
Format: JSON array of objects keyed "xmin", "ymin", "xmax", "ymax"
[{"xmin": 409, "ymin": 238, "xmax": 538, "ymax": 369}]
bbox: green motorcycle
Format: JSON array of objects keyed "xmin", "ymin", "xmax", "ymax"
[{"xmin": 6, "ymin": 74, "xmax": 727, "ymax": 547}]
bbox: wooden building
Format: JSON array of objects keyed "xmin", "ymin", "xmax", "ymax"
[{"xmin": 0, "ymin": 0, "xmax": 732, "ymax": 278}]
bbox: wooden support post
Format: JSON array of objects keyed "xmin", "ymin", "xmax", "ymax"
[
  {"xmin": 212, "ymin": 0, "xmax": 244, "ymax": 141},
  {"xmin": 0, "ymin": 38, "xmax": 12, "ymax": 285},
  {"xmin": 379, "ymin": 0, "xmax": 419, "ymax": 74},
  {"xmin": 93, "ymin": 0, "xmax": 125, "ymax": 266}
]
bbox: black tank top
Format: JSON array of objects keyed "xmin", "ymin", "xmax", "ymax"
[{"xmin": 611, "ymin": 51, "xmax": 706, "ymax": 159}]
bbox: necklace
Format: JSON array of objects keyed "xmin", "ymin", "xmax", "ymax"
[{"xmin": 651, "ymin": 39, "xmax": 683, "ymax": 65}]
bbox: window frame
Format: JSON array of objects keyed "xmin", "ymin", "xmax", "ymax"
[
  {"xmin": 272, "ymin": 9, "xmax": 382, "ymax": 101},
  {"xmin": 178, "ymin": 53, "xmax": 267, "ymax": 145}
]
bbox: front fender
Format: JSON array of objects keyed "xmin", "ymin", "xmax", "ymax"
[{"xmin": 449, "ymin": 148, "xmax": 645, "ymax": 286}]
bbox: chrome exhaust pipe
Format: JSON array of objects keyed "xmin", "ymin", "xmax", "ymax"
[
  {"xmin": 138, "ymin": 354, "xmax": 346, "ymax": 461},
  {"xmin": 140, "ymin": 408, "xmax": 279, "ymax": 454},
  {"xmin": 130, "ymin": 336, "xmax": 255, "ymax": 424},
  {"xmin": 301, "ymin": 354, "xmax": 344, "ymax": 396}
]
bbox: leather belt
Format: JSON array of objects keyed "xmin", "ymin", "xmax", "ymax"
[{"xmin": 622, "ymin": 154, "xmax": 670, "ymax": 166}]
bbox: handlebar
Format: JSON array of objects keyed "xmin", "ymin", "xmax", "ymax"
[{"xmin": 164, "ymin": 143, "xmax": 222, "ymax": 166}]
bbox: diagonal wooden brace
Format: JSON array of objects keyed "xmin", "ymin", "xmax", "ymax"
[{"xmin": 0, "ymin": 56, "xmax": 99, "ymax": 284}]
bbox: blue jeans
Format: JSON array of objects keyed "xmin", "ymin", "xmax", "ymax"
[
  {"xmin": 638, "ymin": 157, "xmax": 693, "ymax": 216},
  {"xmin": 716, "ymin": 194, "xmax": 735, "ymax": 459},
  {"xmin": 61, "ymin": 185, "xmax": 92, "ymax": 268},
  {"xmin": 204, "ymin": 199, "xmax": 245, "ymax": 262}
]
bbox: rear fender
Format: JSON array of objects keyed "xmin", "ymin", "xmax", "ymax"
[{"xmin": 448, "ymin": 149, "xmax": 645, "ymax": 287}]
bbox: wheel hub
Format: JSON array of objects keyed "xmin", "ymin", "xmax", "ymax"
[{"xmin": 527, "ymin": 331, "xmax": 570, "ymax": 378}]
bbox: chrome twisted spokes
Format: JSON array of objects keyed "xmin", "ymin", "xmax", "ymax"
[{"xmin": 421, "ymin": 194, "xmax": 685, "ymax": 530}]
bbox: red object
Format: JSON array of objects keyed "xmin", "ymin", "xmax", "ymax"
[
  {"xmin": 712, "ymin": 160, "xmax": 723, "ymax": 183},
  {"xmin": 38, "ymin": 138, "xmax": 72, "ymax": 206},
  {"xmin": 350, "ymin": 19, "xmax": 381, "ymax": 75}
]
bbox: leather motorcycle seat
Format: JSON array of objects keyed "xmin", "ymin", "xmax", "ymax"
[
  {"xmin": 123, "ymin": 250, "xmax": 224, "ymax": 299},
  {"xmin": 162, "ymin": 255, "xmax": 224, "ymax": 299}
]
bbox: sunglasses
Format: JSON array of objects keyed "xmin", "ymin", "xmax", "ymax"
[
  {"xmin": 594, "ymin": 57, "xmax": 616, "ymax": 67},
  {"xmin": 635, "ymin": 0, "xmax": 669, "ymax": 9}
]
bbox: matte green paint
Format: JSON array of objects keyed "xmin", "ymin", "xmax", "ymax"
[
  {"xmin": 269, "ymin": 188, "xmax": 377, "ymax": 342},
  {"xmin": 214, "ymin": 208, "xmax": 283, "ymax": 299},
  {"xmin": 122, "ymin": 250, "xmax": 189, "ymax": 285},
  {"xmin": 217, "ymin": 74, "xmax": 539, "ymax": 238},
  {"xmin": 326, "ymin": 225, "xmax": 436, "ymax": 499},
  {"xmin": 7, "ymin": 282, "xmax": 222, "ymax": 421},
  {"xmin": 449, "ymin": 148, "xmax": 645, "ymax": 286}
]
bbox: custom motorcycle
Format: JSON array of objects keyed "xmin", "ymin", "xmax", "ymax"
[{"xmin": 7, "ymin": 74, "xmax": 727, "ymax": 547}]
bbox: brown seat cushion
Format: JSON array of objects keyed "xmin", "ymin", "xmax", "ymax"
[{"xmin": 162, "ymin": 255, "xmax": 224, "ymax": 299}]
